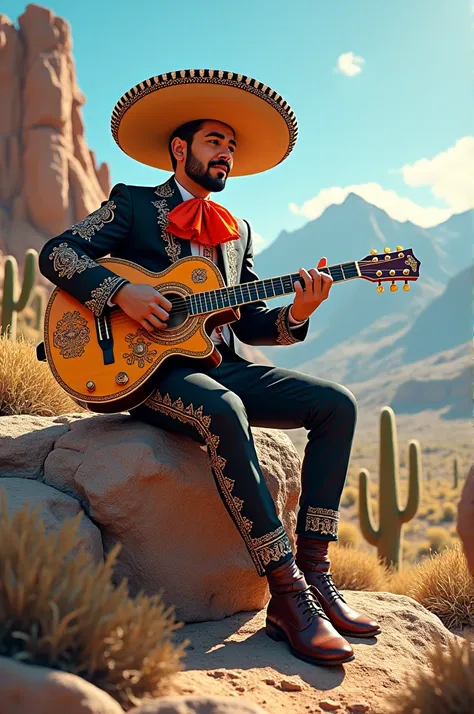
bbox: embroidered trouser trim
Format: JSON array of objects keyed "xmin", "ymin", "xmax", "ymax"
[
  {"xmin": 305, "ymin": 506, "xmax": 340, "ymax": 537},
  {"xmin": 129, "ymin": 343, "xmax": 357, "ymax": 574},
  {"xmin": 135, "ymin": 388, "xmax": 292, "ymax": 576}
]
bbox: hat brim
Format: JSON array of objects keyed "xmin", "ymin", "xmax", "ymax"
[{"xmin": 111, "ymin": 70, "xmax": 298, "ymax": 176}]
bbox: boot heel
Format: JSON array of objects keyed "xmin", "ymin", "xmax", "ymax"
[{"xmin": 265, "ymin": 619, "xmax": 284, "ymax": 642}]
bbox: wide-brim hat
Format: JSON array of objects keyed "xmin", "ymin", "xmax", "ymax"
[{"xmin": 110, "ymin": 68, "xmax": 298, "ymax": 176}]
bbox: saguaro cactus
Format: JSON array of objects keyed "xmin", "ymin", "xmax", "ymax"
[
  {"xmin": 359, "ymin": 406, "xmax": 421, "ymax": 569},
  {"xmin": 1, "ymin": 249, "xmax": 38, "ymax": 340},
  {"xmin": 30, "ymin": 286, "xmax": 48, "ymax": 332},
  {"xmin": 453, "ymin": 458, "xmax": 459, "ymax": 489}
]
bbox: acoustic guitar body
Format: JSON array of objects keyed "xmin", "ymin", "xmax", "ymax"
[{"xmin": 43, "ymin": 256, "xmax": 239, "ymax": 414}]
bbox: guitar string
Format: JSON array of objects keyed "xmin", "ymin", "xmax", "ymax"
[
  {"xmin": 106, "ymin": 260, "xmax": 415, "ymax": 324},
  {"xmin": 112, "ymin": 261, "xmax": 413, "ymax": 306},
  {"xmin": 110, "ymin": 258, "xmax": 412, "ymax": 305},
  {"xmin": 111, "ymin": 281, "xmax": 414, "ymax": 323}
]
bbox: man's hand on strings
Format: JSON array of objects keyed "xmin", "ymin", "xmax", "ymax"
[{"xmin": 290, "ymin": 257, "xmax": 333, "ymax": 322}]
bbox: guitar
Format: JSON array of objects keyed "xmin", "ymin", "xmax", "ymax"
[{"xmin": 42, "ymin": 246, "xmax": 421, "ymax": 414}]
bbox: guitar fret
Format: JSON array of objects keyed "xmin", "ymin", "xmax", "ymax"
[
  {"xmin": 329, "ymin": 265, "xmax": 344, "ymax": 281},
  {"xmin": 188, "ymin": 261, "xmax": 362, "ymax": 316}
]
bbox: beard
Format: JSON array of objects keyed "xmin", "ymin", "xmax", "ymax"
[{"xmin": 185, "ymin": 150, "xmax": 228, "ymax": 192}]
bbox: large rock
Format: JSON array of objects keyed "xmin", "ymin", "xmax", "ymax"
[
  {"xmin": 0, "ymin": 477, "xmax": 103, "ymax": 562},
  {"xmin": 164, "ymin": 591, "xmax": 463, "ymax": 714},
  {"xmin": 0, "ymin": 4, "xmax": 110, "ymax": 272},
  {"xmin": 0, "ymin": 413, "xmax": 301, "ymax": 622},
  {"xmin": 0, "ymin": 657, "xmax": 123, "ymax": 714}
]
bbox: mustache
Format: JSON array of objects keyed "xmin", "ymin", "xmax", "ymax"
[{"xmin": 208, "ymin": 161, "xmax": 230, "ymax": 174}]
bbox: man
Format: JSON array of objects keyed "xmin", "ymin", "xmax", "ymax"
[{"xmin": 38, "ymin": 68, "xmax": 381, "ymax": 667}]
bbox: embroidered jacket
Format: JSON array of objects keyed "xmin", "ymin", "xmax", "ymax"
[{"xmin": 37, "ymin": 176, "xmax": 309, "ymax": 352}]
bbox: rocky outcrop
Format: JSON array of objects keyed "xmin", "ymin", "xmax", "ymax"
[
  {"xmin": 0, "ymin": 657, "xmax": 269, "ymax": 714},
  {"xmin": 0, "ymin": 4, "xmax": 110, "ymax": 273},
  {"xmin": 0, "ymin": 477, "xmax": 103, "ymax": 562},
  {"xmin": 0, "ymin": 412, "xmax": 301, "ymax": 623},
  {"xmin": 160, "ymin": 591, "xmax": 462, "ymax": 714},
  {"xmin": 1, "ymin": 593, "xmax": 463, "ymax": 714},
  {"xmin": 0, "ymin": 657, "xmax": 124, "ymax": 714}
]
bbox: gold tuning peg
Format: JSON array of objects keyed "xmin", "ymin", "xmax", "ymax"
[
  {"xmin": 403, "ymin": 281, "xmax": 410, "ymax": 292},
  {"xmin": 377, "ymin": 282, "xmax": 384, "ymax": 293},
  {"xmin": 370, "ymin": 249, "xmax": 377, "ymax": 255},
  {"xmin": 396, "ymin": 245, "xmax": 403, "ymax": 251},
  {"xmin": 390, "ymin": 282, "xmax": 398, "ymax": 292},
  {"xmin": 384, "ymin": 247, "xmax": 391, "ymax": 253}
]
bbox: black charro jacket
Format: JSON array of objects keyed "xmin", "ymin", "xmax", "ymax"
[{"xmin": 37, "ymin": 175, "xmax": 309, "ymax": 355}]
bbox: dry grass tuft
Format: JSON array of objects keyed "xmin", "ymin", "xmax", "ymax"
[
  {"xmin": 387, "ymin": 633, "xmax": 474, "ymax": 714},
  {"xmin": 441, "ymin": 503, "xmax": 457, "ymax": 522},
  {"xmin": 337, "ymin": 522, "xmax": 361, "ymax": 549},
  {"xmin": 340, "ymin": 485, "xmax": 358, "ymax": 508},
  {"xmin": 0, "ymin": 492, "xmax": 188, "ymax": 709},
  {"xmin": 386, "ymin": 564, "xmax": 417, "ymax": 595},
  {"xmin": 329, "ymin": 543, "xmax": 389, "ymax": 591},
  {"xmin": 0, "ymin": 333, "xmax": 86, "ymax": 416},
  {"xmin": 426, "ymin": 526, "xmax": 454, "ymax": 553},
  {"xmin": 403, "ymin": 544, "xmax": 474, "ymax": 630}
]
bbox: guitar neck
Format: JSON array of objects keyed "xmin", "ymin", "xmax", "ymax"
[{"xmin": 188, "ymin": 261, "xmax": 361, "ymax": 316}]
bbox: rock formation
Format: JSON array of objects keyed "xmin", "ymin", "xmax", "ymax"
[
  {"xmin": 0, "ymin": 4, "xmax": 110, "ymax": 279},
  {"xmin": 0, "ymin": 412, "xmax": 301, "ymax": 623}
]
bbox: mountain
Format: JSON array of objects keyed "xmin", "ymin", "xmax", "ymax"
[
  {"xmin": 377, "ymin": 266, "xmax": 472, "ymax": 365},
  {"xmin": 292, "ymin": 265, "xmax": 472, "ymax": 422},
  {"xmin": 254, "ymin": 195, "xmax": 471, "ymax": 369},
  {"xmin": 347, "ymin": 343, "xmax": 471, "ymax": 420}
]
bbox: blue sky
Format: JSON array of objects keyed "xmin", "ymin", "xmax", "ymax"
[{"xmin": 4, "ymin": 1, "xmax": 472, "ymax": 250}]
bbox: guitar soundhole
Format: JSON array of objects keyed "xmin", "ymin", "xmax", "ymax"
[{"xmin": 165, "ymin": 292, "xmax": 189, "ymax": 329}]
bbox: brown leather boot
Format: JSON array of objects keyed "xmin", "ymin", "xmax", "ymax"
[
  {"xmin": 296, "ymin": 536, "xmax": 381, "ymax": 638},
  {"xmin": 265, "ymin": 556, "xmax": 355, "ymax": 666}
]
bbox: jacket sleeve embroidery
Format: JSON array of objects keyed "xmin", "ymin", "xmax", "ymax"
[
  {"xmin": 84, "ymin": 275, "xmax": 128, "ymax": 317},
  {"xmin": 275, "ymin": 305, "xmax": 299, "ymax": 345},
  {"xmin": 70, "ymin": 200, "xmax": 117, "ymax": 241},
  {"xmin": 49, "ymin": 242, "xmax": 100, "ymax": 279}
]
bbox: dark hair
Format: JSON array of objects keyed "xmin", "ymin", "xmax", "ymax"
[{"xmin": 168, "ymin": 119, "xmax": 208, "ymax": 170}]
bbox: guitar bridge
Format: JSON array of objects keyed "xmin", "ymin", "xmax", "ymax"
[{"xmin": 95, "ymin": 312, "xmax": 115, "ymax": 365}]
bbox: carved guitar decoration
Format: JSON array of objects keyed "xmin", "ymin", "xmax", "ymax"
[{"xmin": 42, "ymin": 246, "xmax": 421, "ymax": 414}]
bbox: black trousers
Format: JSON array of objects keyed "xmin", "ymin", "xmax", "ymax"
[{"xmin": 128, "ymin": 342, "xmax": 357, "ymax": 577}]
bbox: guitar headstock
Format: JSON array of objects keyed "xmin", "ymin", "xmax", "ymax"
[{"xmin": 358, "ymin": 246, "xmax": 421, "ymax": 293}]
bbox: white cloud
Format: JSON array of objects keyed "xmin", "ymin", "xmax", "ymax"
[
  {"xmin": 289, "ymin": 184, "xmax": 452, "ymax": 227},
  {"xmin": 251, "ymin": 230, "xmax": 268, "ymax": 254},
  {"xmin": 335, "ymin": 52, "xmax": 365, "ymax": 77},
  {"xmin": 398, "ymin": 136, "xmax": 474, "ymax": 213},
  {"xmin": 289, "ymin": 137, "xmax": 473, "ymax": 228}
]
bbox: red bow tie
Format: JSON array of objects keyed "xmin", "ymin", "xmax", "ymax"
[{"xmin": 166, "ymin": 197, "xmax": 240, "ymax": 247}]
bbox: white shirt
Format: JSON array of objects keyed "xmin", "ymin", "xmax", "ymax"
[{"xmin": 174, "ymin": 180, "xmax": 231, "ymax": 344}]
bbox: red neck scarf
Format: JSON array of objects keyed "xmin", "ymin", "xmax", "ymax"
[{"xmin": 166, "ymin": 197, "xmax": 240, "ymax": 247}]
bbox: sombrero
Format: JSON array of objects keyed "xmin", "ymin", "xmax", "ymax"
[{"xmin": 110, "ymin": 68, "xmax": 298, "ymax": 177}]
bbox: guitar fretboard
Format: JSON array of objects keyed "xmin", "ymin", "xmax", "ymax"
[{"xmin": 187, "ymin": 262, "xmax": 360, "ymax": 316}]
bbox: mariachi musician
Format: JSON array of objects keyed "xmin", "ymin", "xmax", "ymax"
[{"xmin": 37, "ymin": 68, "xmax": 381, "ymax": 666}]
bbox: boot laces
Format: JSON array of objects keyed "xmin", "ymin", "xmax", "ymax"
[
  {"xmin": 293, "ymin": 586, "xmax": 329, "ymax": 622},
  {"xmin": 316, "ymin": 572, "xmax": 346, "ymax": 606}
]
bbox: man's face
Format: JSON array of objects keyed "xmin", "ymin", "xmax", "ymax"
[{"xmin": 184, "ymin": 120, "xmax": 236, "ymax": 192}]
